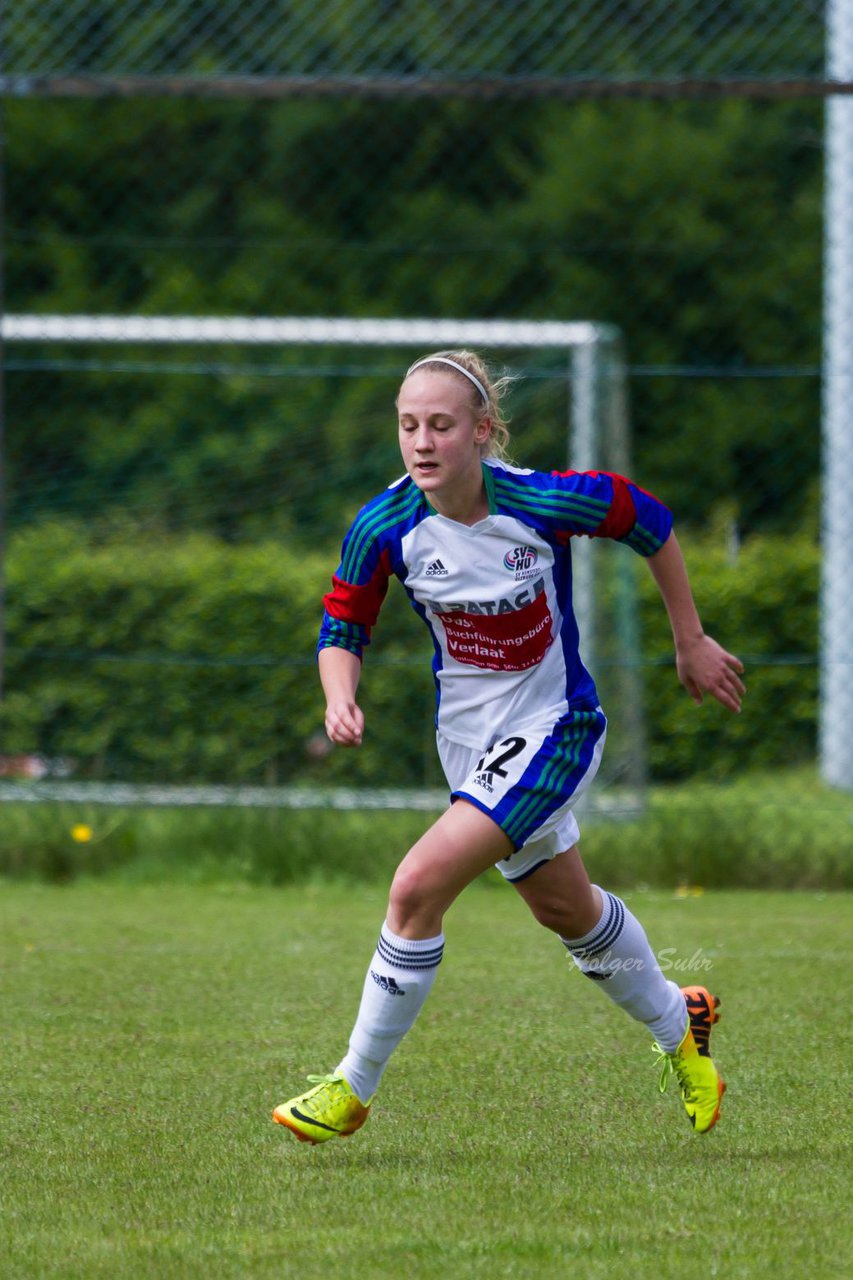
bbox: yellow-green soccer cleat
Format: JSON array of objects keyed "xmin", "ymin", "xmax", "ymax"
[
  {"xmin": 273, "ymin": 1074, "xmax": 371, "ymax": 1145},
  {"xmin": 653, "ymin": 985, "xmax": 726, "ymax": 1133}
]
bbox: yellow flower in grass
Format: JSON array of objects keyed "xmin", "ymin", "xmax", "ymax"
[
  {"xmin": 675, "ymin": 884, "xmax": 705, "ymax": 899},
  {"xmin": 71, "ymin": 824, "xmax": 93, "ymax": 843}
]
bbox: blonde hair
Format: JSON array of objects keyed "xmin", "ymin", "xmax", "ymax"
[{"xmin": 402, "ymin": 349, "xmax": 515, "ymax": 462}]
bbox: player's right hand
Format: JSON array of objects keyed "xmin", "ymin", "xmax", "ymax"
[{"xmin": 325, "ymin": 700, "xmax": 365, "ymax": 747}]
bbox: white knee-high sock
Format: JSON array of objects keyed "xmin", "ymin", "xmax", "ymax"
[
  {"xmin": 561, "ymin": 887, "xmax": 687, "ymax": 1052},
  {"xmin": 335, "ymin": 922, "xmax": 444, "ymax": 1104}
]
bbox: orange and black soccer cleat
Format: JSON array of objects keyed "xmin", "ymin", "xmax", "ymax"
[{"xmin": 653, "ymin": 985, "xmax": 726, "ymax": 1133}]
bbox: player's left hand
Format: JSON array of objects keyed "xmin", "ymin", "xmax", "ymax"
[{"xmin": 676, "ymin": 634, "xmax": 745, "ymax": 713}]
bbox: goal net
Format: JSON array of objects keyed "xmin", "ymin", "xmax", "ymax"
[{"xmin": 2, "ymin": 313, "xmax": 645, "ymax": 817}]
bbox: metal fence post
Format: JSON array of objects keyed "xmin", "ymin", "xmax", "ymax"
[{"xmin": 821, "ymin": 0, "xmax": 853, "ymax": 789}]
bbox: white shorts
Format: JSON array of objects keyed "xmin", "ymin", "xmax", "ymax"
[{"xmin": 437, "ymin": 708, "xmax": 607, "ymax": 883}]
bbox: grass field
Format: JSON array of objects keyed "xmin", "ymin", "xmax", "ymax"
[
  {"xmin": 2, "ymin": 880, "xmax": 851, "ymax": 1279},
  {"xmin": 2, "ymin": 766, "xmax": 852, "ymax": 889}
]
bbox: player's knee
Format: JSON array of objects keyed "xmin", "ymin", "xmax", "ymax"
[
  {"xmin": 387, "ymin": 864, "xmax": 439, "ymax": 932},
  {"xmin": 527, "ymin": 894, "xmax": 595, "ymax": 938},
  {"xmin": 527, "ymin": 898, "xmax": 570, "ymax": 934}
]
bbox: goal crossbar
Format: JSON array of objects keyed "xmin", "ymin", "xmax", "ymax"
[{"xmin": 1, "ymin": 313, "xmax": 618, "ymax": 348}]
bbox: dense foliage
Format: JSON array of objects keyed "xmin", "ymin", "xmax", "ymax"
[
  {"xmin": 7, "ymin": 95, "xmax": 822, "ymax": 543},
  {"xmin": 1, "ymin": 522, "xmax": 817, "ymax": 785},
  {"xmin": 3, "ymin": 91, "xmax": 824, "ymax": 784}
]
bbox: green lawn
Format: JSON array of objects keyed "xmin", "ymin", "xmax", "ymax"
[
  {"xmin": 2, "ymin": 765, "xmax": 851, "ymax": 889},
  {"xmin": 1, "ymin": 881, "xmax": 851, "ymax": 1279}
]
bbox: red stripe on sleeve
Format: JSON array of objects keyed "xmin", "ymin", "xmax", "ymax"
[
  {"xmin": 322, "ymin": 550, "xmax": 392, "ymax": 628},
  {"xmin": 588, "ymin": 471, "xmax": 638, "ymax": 541}
]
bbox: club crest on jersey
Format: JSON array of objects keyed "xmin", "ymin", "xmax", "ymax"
[{"xmin": 503, "ymin": 545, "xmax": 540, "ymax": 581}]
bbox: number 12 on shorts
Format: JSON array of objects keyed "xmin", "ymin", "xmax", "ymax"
[{"xmin": 475, "ymin": 736, "xmax": 528, "ymax": 779}]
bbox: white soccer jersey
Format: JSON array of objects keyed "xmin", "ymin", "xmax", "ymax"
[{"xmin": 319, "ymin": 459, "xmax": 673, "ymax": 749}]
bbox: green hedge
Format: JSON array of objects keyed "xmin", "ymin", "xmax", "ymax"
[
  {"xmin": 1, "ymin": 522, "xmax": 433, "ymax": 785},
  {"xmin": 639, "ymin": 529, "xmax": 819, "ymax": 778},
  {"xmin": 1, "ymin": 522, "xmax": 819, "ymax": 784}
]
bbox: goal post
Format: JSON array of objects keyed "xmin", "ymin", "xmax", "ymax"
[{"xmin": 1, "ymin": 313, "xmax": 644, "ymax": 815}]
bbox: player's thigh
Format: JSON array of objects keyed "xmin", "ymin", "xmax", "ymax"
[
  {"xmin": 438, "ymin": 709, "xmax": 607, "ymax": 881},
  {"xmin": 390, "ymin": 799, "xmax": 513, "ymax": 910}
]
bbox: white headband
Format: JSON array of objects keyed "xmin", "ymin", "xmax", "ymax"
[{"xmin": 406, "ymin": 356, "xmax": 489, "ymax": 405}]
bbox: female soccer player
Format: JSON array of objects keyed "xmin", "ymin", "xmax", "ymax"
[{"xmin": 273, "ymin": 350, "xmax": 744, "ymax": 1143}]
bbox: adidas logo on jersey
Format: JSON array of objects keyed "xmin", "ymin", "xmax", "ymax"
[{"xmin": 424, "ymin": 558, "xmax": 449, "ymax": 577}]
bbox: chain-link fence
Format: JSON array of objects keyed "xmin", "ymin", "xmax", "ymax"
[
  {"xmin": 1, "ymin": 2, "xmax": 831, "ymax": 84},
  {"xmin": 0, "ymin": 3, "xmax": 850, "ymax": 830}
]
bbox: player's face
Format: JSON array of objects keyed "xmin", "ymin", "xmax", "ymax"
[{"xmin": 397, "ymin": 370, "xmax": 490, "ymax": 503}]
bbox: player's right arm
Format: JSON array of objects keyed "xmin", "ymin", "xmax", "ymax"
[
  {"xmin": 319, "ymin": 646, "xmax": 365, "ymax": 747},
  {"xmin": 317, "ymin": 494, "xmax": 398, "ymax": 749}
]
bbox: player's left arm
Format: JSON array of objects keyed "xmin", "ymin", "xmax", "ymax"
[{"xmin": 647, "ymin": 531, "xmax": 745, "ymax": 714}]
